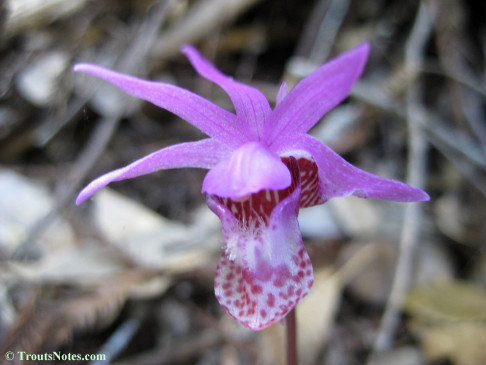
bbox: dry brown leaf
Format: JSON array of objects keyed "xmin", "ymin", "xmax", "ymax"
[
  {"xmin": 0, "ymin": 168, "xmax": 75, "ymax": 254},
  {"xmin": 5, "ymin": 0, "xmax": 88, "ymax": 36},
  {"xmin": 328, "ymin": 196, "xmax": 381, "ymax": 237},
  {"xmin": 406, "ymin": 281, "xmax": 486, "ymax": 322},
  {"xmin": 411, "ymin": 321, "xmax": 486, "ymax": 365},
  {"xmin": 92, "ymin": 189, "xmax": 221, "ymax": 272},
  {"xmin": 16, "ymin": 51, "xmax": 69, "ymax": 107},
  {"xmin": 406, "ymin": 281, "xmax": 486, "ymax": 365},
  {"xmin": 6, "ymin": 245, "xmax": 124, "ymax": 285},
  {"xmin": 297, "ymin": 268, "xmax": 341, "ymax": 365}
]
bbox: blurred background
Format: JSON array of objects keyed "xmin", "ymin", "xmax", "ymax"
[{"xmin": 1, "ymin": 0, "xmax": 486, "ymax": 364}]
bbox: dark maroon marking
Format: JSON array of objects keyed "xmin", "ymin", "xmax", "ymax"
[
  {"xmin": 288, "ymin": 285, "xmax": 295, "ymax": 297},
  {"xmin": 297, "ymin": 157, "xmax": 324, "ymax": 207},
  {"xmin": 251, "ymin": 284, "xmax": 263, "ymax": 294},
  {"xmin": 216, "ymin": 156, "xmax": 323, "ymax": 229},
  {"xmin": 267, "ymin": 293, "xmax": 276, "ymax": 307}
]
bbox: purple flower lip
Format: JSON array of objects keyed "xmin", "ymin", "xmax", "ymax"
[{"xmin": 75, "ymin": 44, "xmax": 429, "ymax": 330}]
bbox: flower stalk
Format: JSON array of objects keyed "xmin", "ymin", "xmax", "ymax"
[{"xmin": 286, "ymin": 308, "xmax": 298, "ymax": 365}]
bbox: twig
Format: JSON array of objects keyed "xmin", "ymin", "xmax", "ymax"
[
  {"xmin": 151, "ymin": 0, "xmax": 263, "ymax": 60},
  {"xmin": 422, "ymin": 64, "xmax": 486, "ymax": 99},
  {"xmin": 424, "ymin": 117, "xmax": 486, "ymax": 169},
  {"xmin": 90, "ymin": 318, "xmax": 140, "ymax": 365},
  {"xmin": 293, "ymin": 0, "xmax": 331, "ymax": 59},
  {"xmin": 426, "ymin": 129, "xmax": 486, "ymax": 196},
  {"xmin": 370, "ymin": 0, "xmax": 435, "ymax": 357},
  {"xmin": 4, "ymin": 0, "xmax": 88, "ymax": 37},
  {"xmin": 352, "ymin": 82, "xmax": 486, "ymax": 170},
  {"xmin": 433, "ymin": 0, "xmax": 486, "ymax": 153},
  {"xmin": 113, "ymin": 330, "xmax": 221, "ymax": 365},
  {"xmin": 286, "ymin": 0, "xmax": 351, "ymax": 85},
  {"xmin": 353, "ymin": 79, "xmax": 486, "ymax": 199},
  {"xmin": 176, "ymin": 297, "xmax": 258, "ymax": 359},
  {"xmin": 309, "ymin": 0, "xmax": 351, "ymax": 63}
]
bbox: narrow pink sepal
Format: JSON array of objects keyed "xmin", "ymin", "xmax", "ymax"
[
  {"xmin": 202, "ymin": 142, "xmax": 291, "ymax": 199},
  {"xmin": 76, "ymin": 139, "xmax": 230, "ymax": 205},
  {"xmin": 74, "ymin": 64, "xmax": 243, "ymax": 147},
  {"xmin": 278, "ymin": 134, "xmax": 430, "ymax": 203},
  {"xmin": 265, "ymin": 43, "xmax": 370, "ymax": 147},
  {"xmin": 181, "ymin": 45, "xmax": 272, "ymax": 139}
]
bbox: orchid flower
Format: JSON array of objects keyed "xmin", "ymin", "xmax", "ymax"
[{"xmin": 75, "ymin": 44, "xmax": 429, "ymax": 330}]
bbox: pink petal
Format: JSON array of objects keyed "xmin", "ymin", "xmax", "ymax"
[
  {"xmin": 207, "ymin": 158, "xmax": 313, "ymax": 330},
  {"xmin": 76, "ymin": 139, "xmax": 230, "ymax": 204},
  {"xmin": 182, "ymin": 45, "xmax": 271, "ymax": 139},
  {"xmin": 278, "ymin": 134, "xmax": 430, "ymax": 202},
  {"xmin": 264, "ymin": 43, "xmax": 370, "ymax": 147},
  {"xmin": 202, "ymin": 142, "xmax": 291, "ymax": 199},
  {"xmin": 74, "ymin": 64, "xmax": 244, "ymax": 147}
]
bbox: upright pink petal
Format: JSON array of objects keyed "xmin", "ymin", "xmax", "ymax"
[
  {"xmin": 76, "ymin": 139, "xmax": 230, "ymax": 204},
  {"xmin": 74, "ymin": 64, "xmax": 244, "ymax": 147},
  {"xmin": 202, "ymin": 142, "xmax": 291, "ymax": 199},
  {"xmin": 207, "ymin": 158, "xmax": 313, "ymax": 330},
  {"xmin": 264, "ymin": 43, "xmax": 370, "ymax": 147},
  {"xmin": 182, "ymin": 45, "xmax": 272, "ymax": 139},
  {"xmin": 277, "ymin": 134, "xmax": 430, "ymax": 202}
]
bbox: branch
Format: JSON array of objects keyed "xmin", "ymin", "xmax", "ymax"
[{"xmin": 370, "ymin": 0, "xmax": 436, "ymax": 356}]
